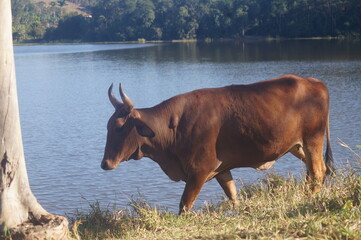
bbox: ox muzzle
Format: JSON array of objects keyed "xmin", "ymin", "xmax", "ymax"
[{"xmin": 101, "ymin": 159, "xmax": 117, "ymax": 170}]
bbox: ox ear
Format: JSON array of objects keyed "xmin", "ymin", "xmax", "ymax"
[
  {"xmin": 135, "ymin": 121, "xmax": 155, "ymax": 138},
  {"xmin": 130, "ymin": 111, "xmax": 155, "ymax": 138}
]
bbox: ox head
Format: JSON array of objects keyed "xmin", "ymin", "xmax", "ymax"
[{"xmin": 101, "ymin": 83, "xmax": 155, "ymax": 170}]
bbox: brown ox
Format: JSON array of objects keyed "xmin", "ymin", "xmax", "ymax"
[{"xmin": 101, "ymin": 74, "xmax": 334, "ymax": 214}]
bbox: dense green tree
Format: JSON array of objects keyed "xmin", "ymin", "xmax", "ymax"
[
  {"xmin": 232, "ymin": 0, "xmax": 260, "ymax": 37},
  {"xmin": 12, "ymin": 0, "xmax": 64, "ymax": 41},
  {"xmin": 12, "ymin": 0, "xmax": 361, "ymax": 42},
  {"xmin": 122, "ymin": 0, "xmax": 157, "ymax": 40},
  {"xmin": 45, "ymin": 13, "xmax": 90, "ymax": 41},
  {"xmin": 169, "ymin": 0, "xmax": 201, "ymax": 39},
  {"xmin": 153, "ymin": 0, "xmax": 174, "ymax": 39},
  {"xmin": 90, "ymin": 0, "xmax": 157, "ymax": 41},
  {"xmin": 58, "ymin": 0, "xmax": 68, "ymax": 7}
]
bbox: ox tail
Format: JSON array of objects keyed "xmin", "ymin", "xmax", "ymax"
[{"xmin": 325, "ymin": 109, "xmax": 335, "ymax": 176}]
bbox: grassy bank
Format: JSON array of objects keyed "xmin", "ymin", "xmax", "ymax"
[
  {"xmin": 15, "ymin": 36, "xmax": 361, "ymax": 45},
  {"xmin": 69, "ymin": 162, "xmax": 361, "ymax": 239}
]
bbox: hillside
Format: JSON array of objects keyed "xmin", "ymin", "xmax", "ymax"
[
  {"xmin": 13, "ymin": 0, "xmax": 361, "ymax": 42},
  {"xmin": 12, "ymin": 0, "xmax": 92, "ymax": 42},
  {"xmin": 32, "ymin": 0, "xmax": 91, "ymax": 17}
]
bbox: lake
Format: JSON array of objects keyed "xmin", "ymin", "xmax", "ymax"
[{"xmin": 14, "ymin": 40, "xmax": 361, "ymax": 215}]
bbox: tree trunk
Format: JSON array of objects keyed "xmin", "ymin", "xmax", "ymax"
[{"xmin": 0, "ymin": 0, "xmax": 70, "ymax": 239}]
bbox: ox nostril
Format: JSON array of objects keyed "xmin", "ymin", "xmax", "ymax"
[{"xmin": 101, "ymin": 161, "xmax": 108, "ymax": 170}]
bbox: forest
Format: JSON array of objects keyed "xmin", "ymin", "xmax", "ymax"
[{"xmin": 12, "ymin": 0, "xmax": 361, "ymax": 42}]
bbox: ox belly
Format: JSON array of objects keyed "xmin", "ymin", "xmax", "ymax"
[
  {"xmin": 255, "ymin": 160, "xmax": 276, "ymax": 170},
  {"xmin": 216, "ymin": 134, "xmax": 301, "ymax": 173}
]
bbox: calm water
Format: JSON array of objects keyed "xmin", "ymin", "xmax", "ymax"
[{"xmin": 14, "ymin": 40, "xmax": 361, "ymax": 215}]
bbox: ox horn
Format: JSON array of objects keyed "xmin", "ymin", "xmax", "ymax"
[
  {"xmin": 119, "ymin": 83, "xmax": 134, "ymax": 112},
  {"xmin": 108, "ymin": 83, "xmax": 122, "ymax": 109}
]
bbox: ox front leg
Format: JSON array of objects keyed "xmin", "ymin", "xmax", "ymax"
[
  {"xmin": 216, "ymin": 170, "xmax": 239, "ymax": 208},
  {"xmin": 179, "ymin": 174, "xmax": 208, "ymax": 214}
]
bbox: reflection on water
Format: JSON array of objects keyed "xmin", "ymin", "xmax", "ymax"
[{"xmin": 14, "ymin": 40, "xmax": 361, "ymax": 215}]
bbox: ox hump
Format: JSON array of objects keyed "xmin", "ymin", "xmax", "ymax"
[{"xmin": 169, "ymin": 115, "xmax": 179, "ymax": 129}]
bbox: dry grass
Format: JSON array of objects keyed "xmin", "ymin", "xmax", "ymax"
[
  {"xmin": 69, "ymin": 159, "xmax": 361, "ymax": 239},
  {"xmin": 32, "ymin": 0, "xmax": 89, "ymax": 16}
]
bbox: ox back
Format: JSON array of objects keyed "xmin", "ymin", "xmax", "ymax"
[{"xmin": 101, "ymin": 74, "xmax": 334, "ymax": 214}]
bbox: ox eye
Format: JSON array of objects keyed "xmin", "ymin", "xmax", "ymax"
[
  {"xmin": 115, "ymin": 126, "xmax": 124, "ymax": 133},
  {"xmin": 114, "ymin": 118, "xmax": 127, "ymax": 133}
]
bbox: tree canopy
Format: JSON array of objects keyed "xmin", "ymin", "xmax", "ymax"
[{"xmin": 12, "ymin": 0, "xmax": 361, "ymax": 42}]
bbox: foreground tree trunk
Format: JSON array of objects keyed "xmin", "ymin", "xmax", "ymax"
[{"xmin": 0, "ymin": 0, "xmax": 70, "ymax": 239}]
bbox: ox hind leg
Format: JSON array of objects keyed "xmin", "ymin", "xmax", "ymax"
[
  {"xmin": 290, "ymin": 144, "xmax": 312, "ymax": 184},
  {"xmin": 216, "ymin": 170, "xmax": 239, "ymax": 207},
  {"xmin": 291, "ymin": 138, "xmax": 326, "ymax": 192},
  {"xmin": 304, "ymin": 139, "xmax": 327, "ymax": 192}
]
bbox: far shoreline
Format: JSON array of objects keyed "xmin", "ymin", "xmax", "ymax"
[{"xmin": 14, "ymin": 36, "xmax": 360, "ymax": 46}]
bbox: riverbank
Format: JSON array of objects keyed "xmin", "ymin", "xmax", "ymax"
[
  {"xmin": 69, "ymin": 162, "xmax": 361, "ymax": 239},
  {"xmin": 14, "ymin": 35, "xmax": 360, "ymax": 46}
]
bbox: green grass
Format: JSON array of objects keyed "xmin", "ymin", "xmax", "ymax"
[{"xmin": 69, "ymin": 160, "xmax": 361, "ymax": 240}]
